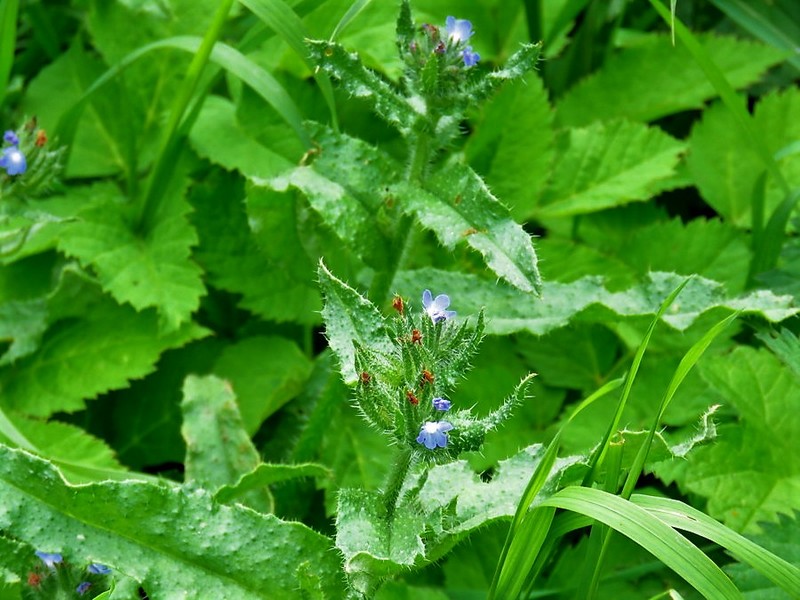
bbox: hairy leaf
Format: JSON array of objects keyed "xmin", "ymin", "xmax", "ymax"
[
  {"xmin": 0, "ymin": 446, "xmax": 345, "ymax": 598},
  {"xmin": 0, "ymin": 298, "xmax": 47, "ymax": 366},
  {"xmin": 394, "ymin": 269, "xmax": 798, "ymax": 336},
  {"xmin": 395, "ymin": 161, "xmax": 542, "ymax": 294}
]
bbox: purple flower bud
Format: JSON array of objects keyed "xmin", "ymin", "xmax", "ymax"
[
  {"xmin": 3, "ymin": 130, "xmax": 19, "ymax": 146},
  {"xmin": 76, "ymin": 581, "xmax": 92, "ymax": 596},
  {"xmin": 88, "ymin": 563, "xmax": 111, "ymax": 575},
  {"xmin": 462, "ymin": 46, "xmax": 480, "ymax": 67},
  {"xmin": 432, "ymin": 397, "xmax": 451, "ymax": 411}
]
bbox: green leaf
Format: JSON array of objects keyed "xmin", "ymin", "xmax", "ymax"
[
  {"xmin": 0, "ymin": 416, "xmax": 128, "ymax": 484},
  {"xmin": 394, "ymin": 269, "xmax": 798, "ymax": 336},
  {"xmin": 0, "ymin": 298, "xmax": 47, "ymax": 366},
  {"xmin": 263, "ymin": 124, "xmax": 399, "ymax": 270},
  {"xmin": 22, "ymin": 43, "xmax": 127, "ymax": 178},
  {"xmin": 0, "ymin": 446, "xmax": 346, "ymax": 598},
  {"xmin": 0, "ymin": 299, "xmax": 207, "ymax": 416},
  {"xmin": 336, "ymin": 488, "xmax": 425, "ymax": 593},
  {"xmin": 181, "ymin": 375, "xmax": 271, "ymax": 513},
  {"xmin": 190, "ymin": 173, "xmax": 320, "ymax": 324},
  {"xmin": 212, "ymin": 336, "xmax": 313, "ymax": 435},
  {"xmin": 57, "ymin": 181, "xmax": 205, "ymax": 330},
  {"xmin": 673, "ymin": 347, "xmax": 800, "ymax": 532},
  {"xmin": 394, "ymin": 161, "xmax": 542, "ymax": 294},
  {"xmin": 215, "ymin": 463, "xmax": 331, "ymax": 505},
  {"xmin": 189, "ymin": 95, "xmax": 293, "ymax": 179},
  {"xmin": 540, "ymin": 487, "xmax": 743, "ymax": 599},
  {"xmin": 556, "ymin": 34, "xmax": 784, "ymax": 127},
  {"xmin": 757, "ymin": 328, "xmax": 800, "ymax": 383},
  {"xmin": 307, "ymin": 39, "xmax": 416, "ymax": 134},
  {"xmin": 687, "ymin": 88, "xmax": 800, "ymax": 228},
  {"xmin": 466, "ymin": 73, "xmax": 554, "ymax": 221},
  {"xmin": 724, "ymin": 512, "xmax": 800, "ymax": 599},
  {"xmin": 633, "ymin": 495, "xmax": 800, "ymax": 597},
  {"xmin": 535, "ymin": 120, "xmax": 685, "ymax": 218},
  {"xmin": 318, "ymin": 261, "xmax": 393, "ymax": 385},
  {"xmin": 0, "ymin": 535, "xmax": 31, "ymax": 582}
]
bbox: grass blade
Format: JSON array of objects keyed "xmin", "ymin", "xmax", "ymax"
[
  {"xmin": 633, "ymin": 494, "xmax": 800, "ymax": 598},
  {"xmin": 0, "ymin": 0, "xmax": 19, "ymax": 109},
  {"xmin": 541, "ymin": 487, "xmax": 743, "ymax": 599}
]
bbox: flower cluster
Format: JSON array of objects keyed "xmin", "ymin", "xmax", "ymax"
[
  {"xmin": 1, "ymin": 129, "xmax": 26, "ymax": 176},
  {"xmin": 444, "ymin": 16, "xmax": 480, "ymax": 67},
  {"xmin": 410, "ymin": 15, "xmax": 480, "ymax": 70},
  {"xmin": 27, "ymin": 550, "xmax": 113, "ymax": 598}
]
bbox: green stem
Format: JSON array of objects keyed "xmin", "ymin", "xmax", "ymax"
[
  {"xmin": 367, "ymin": 134, "xmax": 430, "ymax": 305},
  {"xmin": 383, "ymin": 447, "xmax": 414, "ymax": 520},
  {"xmin": 137, "ymin": 0, "xmax": 235, "ymax": 230}
]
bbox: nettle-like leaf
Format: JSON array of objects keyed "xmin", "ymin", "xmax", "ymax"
[
  {"xmin": 212, "ymin": 336, "xmax": 313, "ymax": 435},
  {"xmin": 466, "ymin": 73, "xmax": 553, "ymax": 221},
  {"xmin": 261, "ymin": 124, "xmax": 400, "ymax": 271},
  {"xmin": 0, "ymin": 299, "xmax": 207, "ymax": 416},
  {"xmin": 0, "ymin": 298, "xmax": 47, "ymax": 366},
  {"xmin": 687, "ymin": 88, "xmax": 800, "ymax": 228},
  {"xmin": 189, "ymin": 95, "xmax": 294, "ymax": 180},
  {"xmin": 535, "ymin": 120, "xmax": 685, "ymax": 218},
  {"xmin": 335, "ymin": 445, "xmax": 585, "ymax": 592},
  {"xmin": 757, "ymin": 328, "xmax": 800, "ymax": 382},
  {"xmin": 181, "ymin": 375, "xmax": 272, "ymax": 513},
  {"xmin": 726, "ymin": 512, "xmax": 800, "ymax": 598},
  {"xmin": 394, "ymin": 269, "xmax": 798, "ymax": 336},
  {"xmin": 556, "ymin": 33, "xmax": 784, "ymax": 127},
  {"xmin": 394, "ymin": 160, "xmax": 542, "ymax": 294},
  {"xmin": 667, "ymin": 347, "xmax": 800, "ymax": 532},
  {"xmin": 0, "ymin": 416, "xmax": 126, "ymax": 483},
  {"xmin": 57, "ymin": 179, "xmax": 205, "ymax": 330},
  {"xmin": 215, "ymin": 463, "xmax": 331, "ymax": 506},
  {"xmin": 0, "ymin": 446, "xmax": 346, "ymax": 598},
  {"xmin": 318, "ymin": 261, "xmax": 393, "ymax": 385},
  {"xmin": 190, "ymin": 173, "xmax": 321, "ymax": 325}
]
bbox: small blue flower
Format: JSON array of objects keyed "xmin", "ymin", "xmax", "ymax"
[
  {"xmin": 445, "ymin": 16, "xmax": 474, "ymax": 44},
  {"xmin": 422, "ymin": 289, "xmax": 456, "ymax": 323},
  {"xmin": 416, "ymin": 420, "xmax": 453, "ymax": 449},
  {"xmin": 461, "ymin": 46, "xmax": 480, "ymax": 67},
  {"xmin": 76, "ymin": 581, "xmax": 92, "ymax": 596},
  {"xmin": 432, "ymin": 397, "xmax": 451, "ymax": 411},
  {"xmin": 3, "ymin": 130, "xmax": 19, "ymax": 146},
  {"xmin": 88, "ymin": 563, "xmax": 111, "ymax": 575},
  {"xmin": 0, "ymin": 145, "xmax": 26, "ymax": 175},
  {"xmin": 35, "ymin": 551, "xmax": 63, "ymax": 568}
]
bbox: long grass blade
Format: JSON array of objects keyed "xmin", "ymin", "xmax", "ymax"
[
  {"xmin": 542, "ymin": 487, "xmax": 743, "ymax": 599},
  {"xmin": 647, "ymin": 0, "xmax": 790, "ymax": 197},
  {"xmin": 0, "ymin": 0, "xmax": 19, "ymax": 109},
  {"xmin": 633, "ymin": 494, "xmax": 800, "ymax": 598},
  {"xmin": 329, "ymin": 0, "xmax": 373, "ymax": 41}
]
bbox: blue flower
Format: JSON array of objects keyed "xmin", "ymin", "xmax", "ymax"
[
  {"xmin": 76, "ymin": 581, "xmax": 92, "ymax": 596},
  {"xmin": 432, "ymin": 397, "xmax": 451, "ymax": 411},
  {"xmin": 0, "ymin": 145, "xmax": 26, "ymax": 175},
  {"xmin": 88, "ymin": 563, "xmax": 111, "ymax": 575},
  {"xmin": 461, "ymin": 46, "xmax": 480, "ymax": 67},
  {"xmin": 422, "ymin": 289, "xmax": 456, "ymax": 323},
  {"xmin": 35, "ymin": 551, "xmax": 63, "ymax": 568},
  {"xmin": 3, "ymin": 130, "xmax": 19, "ymax": 146},
  {"xmin": 416, "ymin": 420, "xmax": 453, "ymax": 449},
  {"xmin": 445, "ymin": 16, "xmax": 474, "ymax": 44}
]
